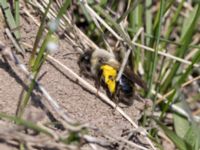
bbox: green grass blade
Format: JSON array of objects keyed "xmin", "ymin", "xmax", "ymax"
[
  {"xmin": 29, "ymin": 0, "xmax": 53, "ymax": 67},
  {"xmin": 93, "ymin": 5, "xmax": 135, "ymax": 52},
  {"xmin": 56, "ymin": 0, "xmax": 71, "ymax": 19},
  {"xmin": 93, "ymin": 5, "xmax": 129, "ymax": 41},
  {"xmin": 32, "ymin": 33, "xmax": 51, "ymax": 72},
  {"xmin": 181, "ymin": 5, "xmax": 199, "ymax": 39},
  {"xmin": 144, "ymin": 0, "xmax": 173, "ymax": 95},
  {"xmin": 160, "ymin": 49, "xmax": 200, "ymax": 117},
  {"xmin": 14, "ymin": 0, "xmax": 20, "ymax": 29},
  {"xmin": 127, "ymin": 28, "xmax": 200, "ymax": 49},
  {"xmin": 0, "ymin": 113, "xmax": 54, "ymax": 137},
  {"xmin": 152, "ymin": 0, "xmax": 174, "ymax": 30},
  {"xmin": 128, "ymin": 1, "xmax": 142, "ymax": 38},
  {"xmin": 128, "ymin": 2, "xmax": 143, "ymax": 72},
  {"xmin": 177, "ymin": 49, "xmax": 200, "ymax": 86},
  {"xmin": 154, "ymin": 119, "xmax": 191, "ymax": 150},
  {"xmin": 16, "ymin": 32, "xmax": 52, "ymax": 117},
  {"xmin": 19, "ymin": 143, "xmax": 25, "ymax": 150},
  {"xmin": 0, "ymin": 0, "xmax": 20, "ymax": 39},
  {"xmin": 118, "ymin": 0, "xmax": 142, "ymax": 24},
  {"xmin": 162, "ymin": 0, "xmax": 184, "ymax": 48},
  {"xmin": 99, "ymin": 0, "xmax": 108, "ymax": 6},
  {"xmin": 79, "ymin": 2, "xmax": 92, "ymax": 22},
  {"xmin": 16, "ymin": 76, "xmax": 40, "ymax": 118},
  {"xmin": 18, "ymin": 0, "xmax": 70, "ymax": 118},
  {"xmin": 184, "ymin": 123, "xmax": 200, "ymax": 150},
  {"xmin": 30, "ymin": 0, "xmax": 70, "ymax": 68},
  {"xmin": 145, "ymin": 0, "xmax": 152, "ymax": 45},
  {"xmin": 146, "ymin": 0, "xmax": 165, "ymax": 97},
  {"xmin": 160, "ymin": 4, "xmax": 200, "ymax": 92},
  {"xmin": 173, "ymin": 103, "xmax": 190, "ymax": 138},
  {"xmin": 155, "ymin": 0, "xmax": 184, "ymax": 99}
]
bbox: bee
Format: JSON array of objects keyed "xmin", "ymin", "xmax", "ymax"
[{"xmin": 78, "ymin": 49, "xmax": 147, "ymax": 105}]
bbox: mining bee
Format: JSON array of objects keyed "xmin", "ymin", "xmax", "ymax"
[{"xmin": 78, "ymin": 49, "xmax": 147, "ymax": 105}]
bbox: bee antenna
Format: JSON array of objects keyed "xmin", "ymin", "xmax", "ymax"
[{"xmin": 63, "ymin": 52, "xmax": 80, "ymax": 57}]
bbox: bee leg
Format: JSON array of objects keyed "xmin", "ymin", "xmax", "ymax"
[
  {"xmin": 114, "ymin": 98, "xmax": 119, "ymax": 110},
  {"xmin": 113, "ymin": 83, "xmax": 120, "ymax": 109},
  {"xmin": 95, "ymin": 69, "xmax": 103, "ymax": 97},
  {"xmin": 112, "ymin": 96, "xmax": 120, "ymax": 115},
  {"xmin": 96, "ymin": 87, "xmax": 100, "ymax": 97},
  {"xmin": 110, "ymin": 96, "xmax": 118, "ymax": 114},
  {"xmin": 94, "ymin": 77, "xmax": 101, "ymax": 97},
  {"xmin": 115, "ymin": 96, "xmax": 121, "ymax": 110},
  {"xmin": 94, "ymin": 81, "xmax": 99, "ymax": 96}
]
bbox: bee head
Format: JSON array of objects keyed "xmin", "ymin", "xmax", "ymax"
[{"xmin": 78, "ymin": 50, "xmax": 93, "ymax": 77}]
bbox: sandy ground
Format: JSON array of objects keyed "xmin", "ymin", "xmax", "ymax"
[{"xmin": 0, "ymin": 5, "xmax": 147, "ymax": 150}]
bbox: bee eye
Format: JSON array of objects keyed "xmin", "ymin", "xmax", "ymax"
[{"xmin": 98, "ymin": 58, "xmax": 103, "ymax": 63}]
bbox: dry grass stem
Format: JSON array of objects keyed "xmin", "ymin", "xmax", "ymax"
[{"xmin": 116, "ymin": 27, "xmax": 144, "ymax": 81}]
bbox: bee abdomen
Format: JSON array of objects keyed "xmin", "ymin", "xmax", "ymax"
[{"xmin": 119, "ymin": 75, "xmax": 133, "ymax": 96}]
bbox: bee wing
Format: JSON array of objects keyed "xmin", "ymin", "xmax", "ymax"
[{"xmin": 124, "ymin": 68, "xmax": 147, "ymax": 91}]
